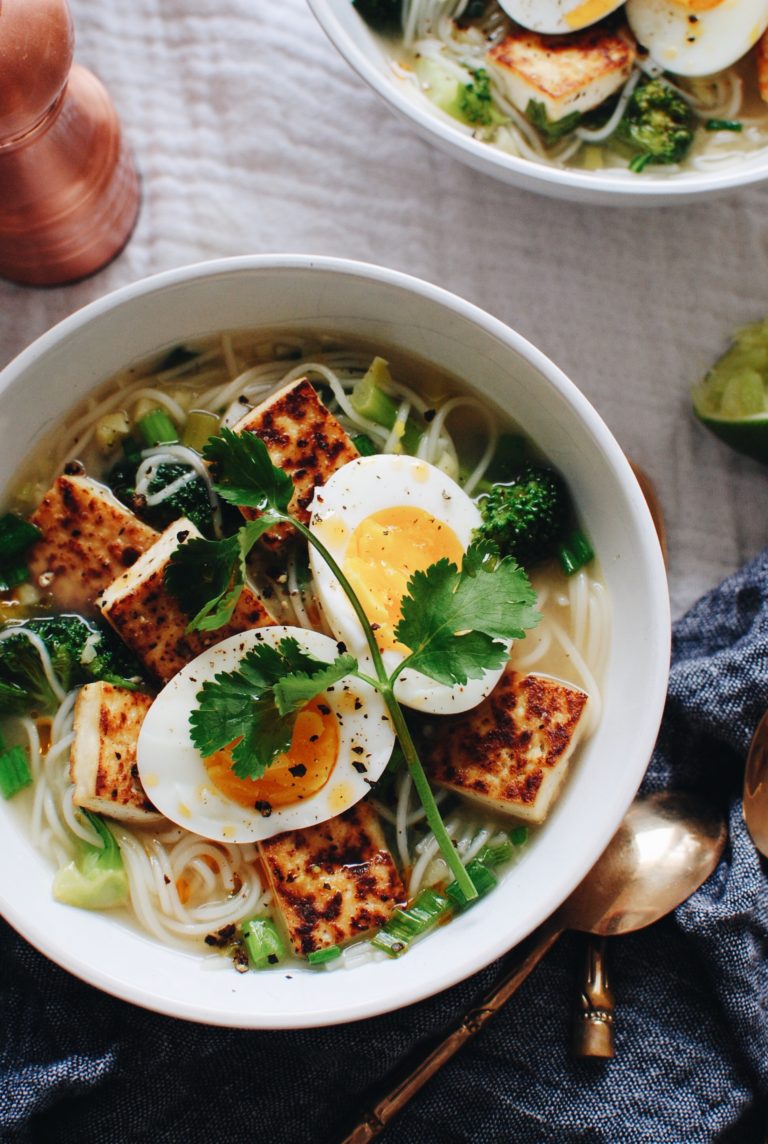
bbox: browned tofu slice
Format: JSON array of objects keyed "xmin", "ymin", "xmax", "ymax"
[
  {"xmin": 487, "ymin": 27, "xmax": 636, "ymax": 121},
  {"xmin": 424, "ymin": 669, "xmax": 589, "ymax": 825},
  {"xmin": 231, "ymin": 378, "xmax": 359, "ymax": 548},
  {"xmin": 259, "ymin": 801, "xmax": 405, "ymax": 957},
  {"xmin": 98, "ymin": 517, "xmax": 275, "ymax": 683},
  {"xmin": 70, "ymin": 681, "xmax": 163, "ymax": 823},
  {"xmin": 28, "ymin": 473, "xmax": 159, "ymax": 611}
]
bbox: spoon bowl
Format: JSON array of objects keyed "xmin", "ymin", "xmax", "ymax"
[
  {"xmin": 565, "ymin": 790, "xmax": 727, "ymax": 935},
  {"xmin": 744, "ymin": 710, "xmax": 768, "ymax": 857},
  {"xmin": 343, "ymin": 790, "xmax": 728, "ymax": 1143}
]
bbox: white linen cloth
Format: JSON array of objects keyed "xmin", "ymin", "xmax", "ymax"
[{"xmin": 1, "ymin": 0, "xmax": 767, "ymax": 620}]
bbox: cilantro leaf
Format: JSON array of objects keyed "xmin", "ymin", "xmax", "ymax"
[
  {"xmin": 393, "ymin": 542, "xmax": 540, "ymax": 686},
  {"xmin": 189, "ymin": 638, "xmax": 358, "ymax": 781},
  {"xmin": 164, "ymin": 519, "xmax": 277, "ymax": 632},
  {"xmin": 273, "ymin": 653, "xmax": 357, "ymax": 716},
  {"xmin": 204, "ymin": 428, "xmax": 294, "ymax": 512}
]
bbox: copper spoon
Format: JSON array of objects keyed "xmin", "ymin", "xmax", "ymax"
[
  {"xmin": 744, "ymin": 710, "xmax": 768, "ymax": 857},
  {"xmin": 574, "ymin": 460, "xmax": 669, "ymax": 1058},
  {"xmin": 341, "ymin": 791, "xmax": 727, "ymax": 1144}
]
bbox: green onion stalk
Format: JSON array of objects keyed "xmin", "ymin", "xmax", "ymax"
[{"xmin": 289, "ymin": 517, "xmax": 477, "ymax": 902}]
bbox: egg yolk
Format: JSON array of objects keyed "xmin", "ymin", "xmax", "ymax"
[
  {"xmin": 564, "ymin": 0, "xmax": 620, "ymax": 30},
  {"xmin": 342, "ymin": 506, "xmax": 464, "ymax": 653},
  {"xmin": 203, "ymin": 696, "xmax": 339, "ymax": 810}
]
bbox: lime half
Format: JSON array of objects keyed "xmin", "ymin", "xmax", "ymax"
[{"xmin": 692, "ymin": 318, "xmax": 768, "ymax": 464}]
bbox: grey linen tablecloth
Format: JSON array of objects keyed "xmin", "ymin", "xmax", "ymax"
[{"xmin": 1, "ymin": 1, "xmax": 768, "ymax": 1141}]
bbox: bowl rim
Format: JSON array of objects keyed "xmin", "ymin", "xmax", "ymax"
[
  {"xmin": 0, "ymin": 254, "xmax": 672, "ymax": 1027},
  {"xmin": 306, "ymin": 0, "xmax": 768, "ymax": 202}
]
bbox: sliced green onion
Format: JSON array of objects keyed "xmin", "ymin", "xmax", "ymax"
[
  {"xmin": 370, "ymin": 929, "xmax": 410, "ymax": 958},
  {"xmin": 52, "ymin": 811, "xmax": 128, "ymax": 909},
  {"xmin": 371, "ymin": 888, "xmax": 451, "ymax": 958},
  {"xmin": 307, "ymin": 944, "xmax": 342, "ymax": 966},
  {"xmin": 352, "ymin": 433, "xmax": 378, "ymax": 457},
  {"xmin": 559, "ymin": 528, "xmax": 595, "ymax": 576},
  {"xmin": 0, "ymin": 743, "xmax": 32, "ymax": 799},
  {"xmin": 445, "ymin": 859, "xmax": 497, "ymax": 912},
  {"xmin": 181, "ymin": 409, "xmax": 220, "ymax": 453},
  {"xmin": 137, "ymin": 409, "xmax": 178, "ymax": 448},
  {"xmin": 629, "ymin": 153, "xmax": 653, "ymax": 174},
  {"xmin": 510, "ymin": 825, "xmax": 529, "ymax": 846},
  {"xmin": 705, "ymin": 119, "xmax": 742, "ymax": 133},
  {"xmin": 351, "ymin": 360, "xmax": 423, "ymax": 453},
  {"xmin": 475, "ymin": 838, "xmax": 515, "ymax": 868},
  {"xmin": 241, "ymin": 916, "xmax": 286, "ymax": 969}
]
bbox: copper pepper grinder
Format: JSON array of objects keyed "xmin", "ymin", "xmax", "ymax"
[{"xmin": 0, "ymin": 0, "xmax": 140, "ymax": 286}]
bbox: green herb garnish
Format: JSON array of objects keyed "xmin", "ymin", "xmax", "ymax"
[
  {"xmin": 705, "ymin": 119, "xmax": 743, "ymax": 133},
  {"xmin": 166, "ymin": 431, "xmax": 540, "ymax": 901}
]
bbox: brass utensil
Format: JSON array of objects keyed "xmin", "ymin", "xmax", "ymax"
[
  {"xmin": 574, "ymin": 459, "xmax": 669, "ymax": 1058},
  {"xmin": 744, "ymin": 710, "xmax": 768, "ymax": 858},
  {"xmin": 341, "ymin": 791, "xmax": 727, "ymax": 1144}
]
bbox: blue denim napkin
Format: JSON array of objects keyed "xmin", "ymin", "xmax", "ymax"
[{"xmin": 1, "ymin": 551, "xmax": 767, "ymax": 1144}]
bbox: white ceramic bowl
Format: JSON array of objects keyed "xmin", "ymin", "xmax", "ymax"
[
  {"xmin": 0, "ymin": 255, "xmax": 670, "ymax": 1027},
  {"xmin": 307, "ymin": 0, "xmax": 768, "ymax": 207}
]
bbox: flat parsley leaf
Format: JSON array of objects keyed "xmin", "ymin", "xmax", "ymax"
[
  {"xmin": 393, "ymin": 541, "xmax": 540, "ymax": 686},
  {"xmin": 204, "ymin": 428, "xmax": 294, "ymax": 512},
  {"xmin": 189, "ymin": 637, "xmax": 358, "ymax": 780}
]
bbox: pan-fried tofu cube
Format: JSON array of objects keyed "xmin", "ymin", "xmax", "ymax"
[
  {"xmin": 487, "ymin": 27, "xmax": 636, "ymax": 122},
  {"xmin": 70, "ymin": 681, "xmax": 163, "ymax": 823},
  {"xmin": 259, "ymin": 802, "xmax": 406, "ymax": 957},
  {"xmin": 424, "ymin": 669, "xmax": 589, "ymax": 825},
  {"xmin": 99, "ymin": 518, "xmax": 275, "ymax": 683},
  {"xmin": 28, "ymin": 473, "xmax": 158, "ymax": 611},
  {"xmin": 231, "ymin": 378, "xmax": 359, "ymax": 548}
]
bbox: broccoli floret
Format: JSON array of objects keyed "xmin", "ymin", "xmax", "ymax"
[
  {"xmin": 613, "ymin": 78, "xmax": 694, "ymax": 171},
  {"xmin": 0, "ymin": 614, "xmax": 144, "ymax": 716},
  {"xmin": 108, "ymin": 453, "xmax": 214, "ymax": 536},
  {"xmin": 457, "ymin": 69, "xmax": 498, "ymax": 127},
  {"xmin": 475, "ymin": 465, "xmax": 571, "ymax": 566},
  {"xmin": 52, "ymin": 810, "xmax": 129, "ymax": 910},
  {"xmin": 353, "ymin": 0, "xmax": 402, "ymax": 34},
  {"xmin": 415, "ymin": 60, "xmax": 505, "ymax": 129},
  {"xmin": 526, "ymin": 100, "xmax": 582, "ymax": 145}
]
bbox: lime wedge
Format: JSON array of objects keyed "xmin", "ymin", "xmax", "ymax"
[{"xmin": 692, "ymin": 318, "xmax": 768, "ymax": 464}]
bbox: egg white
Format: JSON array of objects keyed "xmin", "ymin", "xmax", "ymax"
[
  {"xmin": 626, "ymin": 0, "xmax": 768, "ymax": 76},
  {"xmin": 309, "ymin": 455, "xmax": 509, "ymax": 716},
  {"xmin": 136, "ymin": 626, "xmax": 395, "ymax": 843},
  {"xmin": 497, "ymin": 0, "xmax": 625, "ymax": 34}
]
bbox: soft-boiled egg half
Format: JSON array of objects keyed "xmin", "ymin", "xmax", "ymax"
[
  {"xmin": 309, "ymin": 455, "xmax": 509, "ymax": 716},
  {"xmin": 625, "ymin": 0, "xmax": 768, "ymax": 76},
  {"xmin": 137, "ymin": 626, "xmax": 395, "ymax": 843},
  {"xmin": 497, "ymin": 0, "xmax": 626, "ymax": 34}
]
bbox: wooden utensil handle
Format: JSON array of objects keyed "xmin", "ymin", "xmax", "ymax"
[{"xmin": 340, "ymin": 919, "xmax": 563, "ymax": 1144}]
